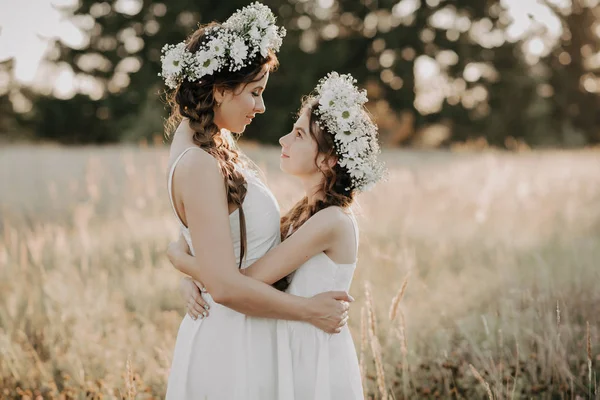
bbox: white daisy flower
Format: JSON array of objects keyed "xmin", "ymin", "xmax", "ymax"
[
  {"xmin": 160, "ymin": 43, "xmax": 187, "ymax": 88},
  {"xmin": 207, "ymin": 37, "xmax": 226, "ymax": 58},
  {"xmin": 353, "ymin": 136, "xmax": 370, "ymax": 153},
  {"xmin": 249, "ymin": 25, "xmax": 261, "ymax": 41},
  {"xmin": 259, "ymin": 35, "xmax": 271, "ymax": 58},
  {"xmin": 160, "ymin": 3, "xmax": 285, "ymax": 88},
  {"xmin": 230, "ymin": 37, "xmax": 249, "ymax": 67},
  {"xmin": 349, "ymin": 168, "xmax": 366, "ymax": 180},
  {"xmin": 339, "ymin": 157, "xmax": 359, "ymax": 170},
  {"xmin": 312, "ymin": 71, "xmax": 386, "ymax": 192},
  {"xmin": 318, "ymin": 92, "xmax": 336, "ymax": 109}
]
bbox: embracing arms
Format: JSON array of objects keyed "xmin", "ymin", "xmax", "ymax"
[
  {"xmin": 171, "ymin": 207, "xmax": 348, "ymax": 286},
  {"xmin": 241, "ymin": 209, "xmax": 349, "ymax": 283},
  {"xmin": 169, "ymin": 148, "xmax": 351, "ymax": 332}
]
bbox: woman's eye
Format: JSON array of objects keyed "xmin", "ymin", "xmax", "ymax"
[
  {"xmin": 252, "ymin": 91, "xmax": 260, "ymax": 97},
  {"xmin": 295, "ymin": 131, "xmax": 302, "ymax": 138}
]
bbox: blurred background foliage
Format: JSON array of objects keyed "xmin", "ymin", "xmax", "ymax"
[{"xmin": 1, "ymin": 0, "xmax": 599, "ymax": 148}]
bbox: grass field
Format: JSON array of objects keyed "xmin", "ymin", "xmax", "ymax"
[{"xmin": 0, "ymin": 144, "xmax": 599, "ymax": 399}]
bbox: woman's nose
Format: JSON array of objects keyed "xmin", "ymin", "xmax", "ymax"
[
  {"xmin": 279, "ymin": 132, "xmax": 290, "ymax": 147},
  {"xmin": 254, "ymin": 96, "xmax": 266, "ymax": 114}
]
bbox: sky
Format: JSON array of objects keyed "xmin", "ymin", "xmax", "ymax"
[{"xmin": 0, "ymin": 0, "xmax": 79, "ymax": 82}]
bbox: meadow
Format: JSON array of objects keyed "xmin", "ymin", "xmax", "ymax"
[{"xmin": 1, "ymin": 144, "xmax": 599, "ymax": 399}]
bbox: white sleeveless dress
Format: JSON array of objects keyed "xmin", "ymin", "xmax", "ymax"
[
  {"xmin": 165, "ymin": 147, "xmax": 281, "ymax": 400},
  {"xmin": 277, "ymin": 211, "xmax": 364, "ymax": 400}
]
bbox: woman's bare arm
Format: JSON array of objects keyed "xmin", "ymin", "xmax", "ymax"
[
  {"xmin": 171, "ymin": 148, "xmax": 352, "ymax": 332},
  {"xmin": 170, "ymin": 207, "xmax": 349, "ymax": 285},
  {"xmin": 242, "ymin": 208, "xmax": 351, "ymax": 283}
]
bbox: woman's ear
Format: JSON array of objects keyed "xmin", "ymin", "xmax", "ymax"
[
  {"xmin": 318, "ymin": 154, "xmax": 338, "ymax": 170},
  {"xmin": 327, "ymin": 155, "xmax": 338, "ymax": 169},
  {"xmin": 213, "ymin": 86, "xmax": 226, "ymax": 106}
]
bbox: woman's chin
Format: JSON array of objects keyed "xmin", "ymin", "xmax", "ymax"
[
  {"xmin": 279, "ymin": 160, "xmax": 290, "ymax": 173},
  {"xmin": 232, "ymin": 125, "xmax": 247, "ymax": 134}
]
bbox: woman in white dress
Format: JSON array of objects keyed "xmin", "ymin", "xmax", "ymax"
[
  {"xmin": 161, "ymin": 5, "xmax": 354, "ymax": 400},
  {"xmin": 169, "ymin": 72, "xmax": 385, "ymax": 399}
]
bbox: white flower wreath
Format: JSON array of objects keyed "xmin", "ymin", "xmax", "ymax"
[
  {"xmin": 313, "ymin": 72, "xmax": 386, "ymax": 192},
  {"xmin": 159, "ymin": 2, "xmax": 286, "ymax": 89}
]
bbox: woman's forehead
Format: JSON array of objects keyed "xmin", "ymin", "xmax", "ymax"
[
  {"xmin": 295, "ymin": 111, "xmax": 311, "ymax": 126},
  {"xmin": 255, "ymin": 68, "xmax": 270, "ymax": 84}
]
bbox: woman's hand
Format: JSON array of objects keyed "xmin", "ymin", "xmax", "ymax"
[
  {"xmin": 305, "ymin": 291, "xmax": 353, "ymax": 334},
  {"xmin": 168, "ymin": 233, "xmax": 210, "ymax": 319},
  {"xmin": 167, "ymin": 232, "xmax": 191, "ymax": 273},
  {"xmin": 178, "ymin": 277, "xmax": 210, "ymax": 320}
]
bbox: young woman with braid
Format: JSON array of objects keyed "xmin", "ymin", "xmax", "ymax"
[
  {"xmin": 162, "ymin": 5, "xmax": 353, "ymax": 399},
  {"xmin": 169, "ymin": 72, "xmax": 385, "ymax": 399}
]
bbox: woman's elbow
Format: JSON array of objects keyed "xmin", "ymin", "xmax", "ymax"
[
  {"xmin": 167, "ymin": 250, "xmax": 187, "ymax": 275},
  {"xmin": 210, "ymin": 286, "xmax": 236, "ymax": 305},
  {"xmin": 209, "ymin": 279, "xmax": 241, "ymax": 305},
  {"xmin": 243, "ymin": 268, "xmax": 276, "ymax": 285},
  {"xmin": 188, "ymin": 270, "xmax": 244, "ymax": 305}
]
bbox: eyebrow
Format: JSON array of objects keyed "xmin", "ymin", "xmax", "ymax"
[{"xmin": 252, "ymin": 71, "xmax": 268, "ymax": 87}]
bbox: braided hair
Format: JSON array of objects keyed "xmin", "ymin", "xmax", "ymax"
[
  {"xmin": 166, "ymin": 23, "xmax": 279, "ymax": 268},
  {"xmin": 272, "ymin": 97, "xmax": 356, "ymax": 291}
]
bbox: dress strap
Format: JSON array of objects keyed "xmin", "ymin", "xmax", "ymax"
[
  {"xmin": 346, "ymin": 209, "xmax": 359, "ymax": 253},
  {"xmin": 167, "ymin": 147, "xmax": 200, "ymax": 228}
]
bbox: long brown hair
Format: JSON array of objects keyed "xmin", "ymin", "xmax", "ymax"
[
  {"xmin": 272, "ymin": 97, "xmax": 356, "ymax": 291},
  {"xmin": 166, "ymin": 22, "xmax": 279, "ymax": 268}
]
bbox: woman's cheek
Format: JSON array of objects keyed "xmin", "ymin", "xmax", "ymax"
[{"xmin": 244, "ymin": 93, "xmax": 255, "ymax": 111}]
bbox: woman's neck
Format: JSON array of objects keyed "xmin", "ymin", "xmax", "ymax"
[
  {"xmin": 177, "ymin": 118, "xmax": 228, "ymax": 138},
  {"xmin": 301, "ymin": 176, "xmax": 325, "ymax": 207}
]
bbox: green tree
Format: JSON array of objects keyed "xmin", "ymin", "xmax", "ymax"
[{"xmin": 16, "ymin": 0, "xmax": 600, "ymax": 147}]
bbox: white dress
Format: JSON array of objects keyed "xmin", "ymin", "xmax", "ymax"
[
  {"xmin": 165, "ymin": 147, "xmax": 281, "ymax": 400},
  {"xmin": 277, "ymin": 211, "xmax": 364, "ymax": 400}
]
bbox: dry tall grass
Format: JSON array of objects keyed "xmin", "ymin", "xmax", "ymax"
[{"xmin": 1, "ymin": 145, "xmax": 599, "ymax": 399}]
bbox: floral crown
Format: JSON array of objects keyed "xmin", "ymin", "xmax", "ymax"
[
  {"xmin": 312, "ymin": 72, "xmax": 385, "ymax": 192},
  {"xmin": 159, "ymin": 2, "xmax": 286, "ymax": 89}
]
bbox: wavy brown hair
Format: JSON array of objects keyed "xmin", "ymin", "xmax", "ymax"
[
  {"xmin": 272, "ymin": 97, "xmax": 356, "ymax": 291},
  {"xmin": 166, "ymin": 22, "xmax": 279, "ymax": 268}
]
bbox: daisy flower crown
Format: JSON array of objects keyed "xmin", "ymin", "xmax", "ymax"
[
  {"xmin": 313, "ymin": 72, "xmax": 386, "ymax": 192},
  {"xmin": 159, "ymin": 2, "xmax": 286, "ymax": 89}
]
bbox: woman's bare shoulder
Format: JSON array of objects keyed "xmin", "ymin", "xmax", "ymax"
[
  {"xmin": 311, "ymin": 206, "xmax": 352, "ymax": 229},
  {"xmin": 170, "ymin": 147, "xmax": 225, "ymax": 199},
  {"xmin": 174, "ymin": 147, "xmax": 218, "ymax": 175}
]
